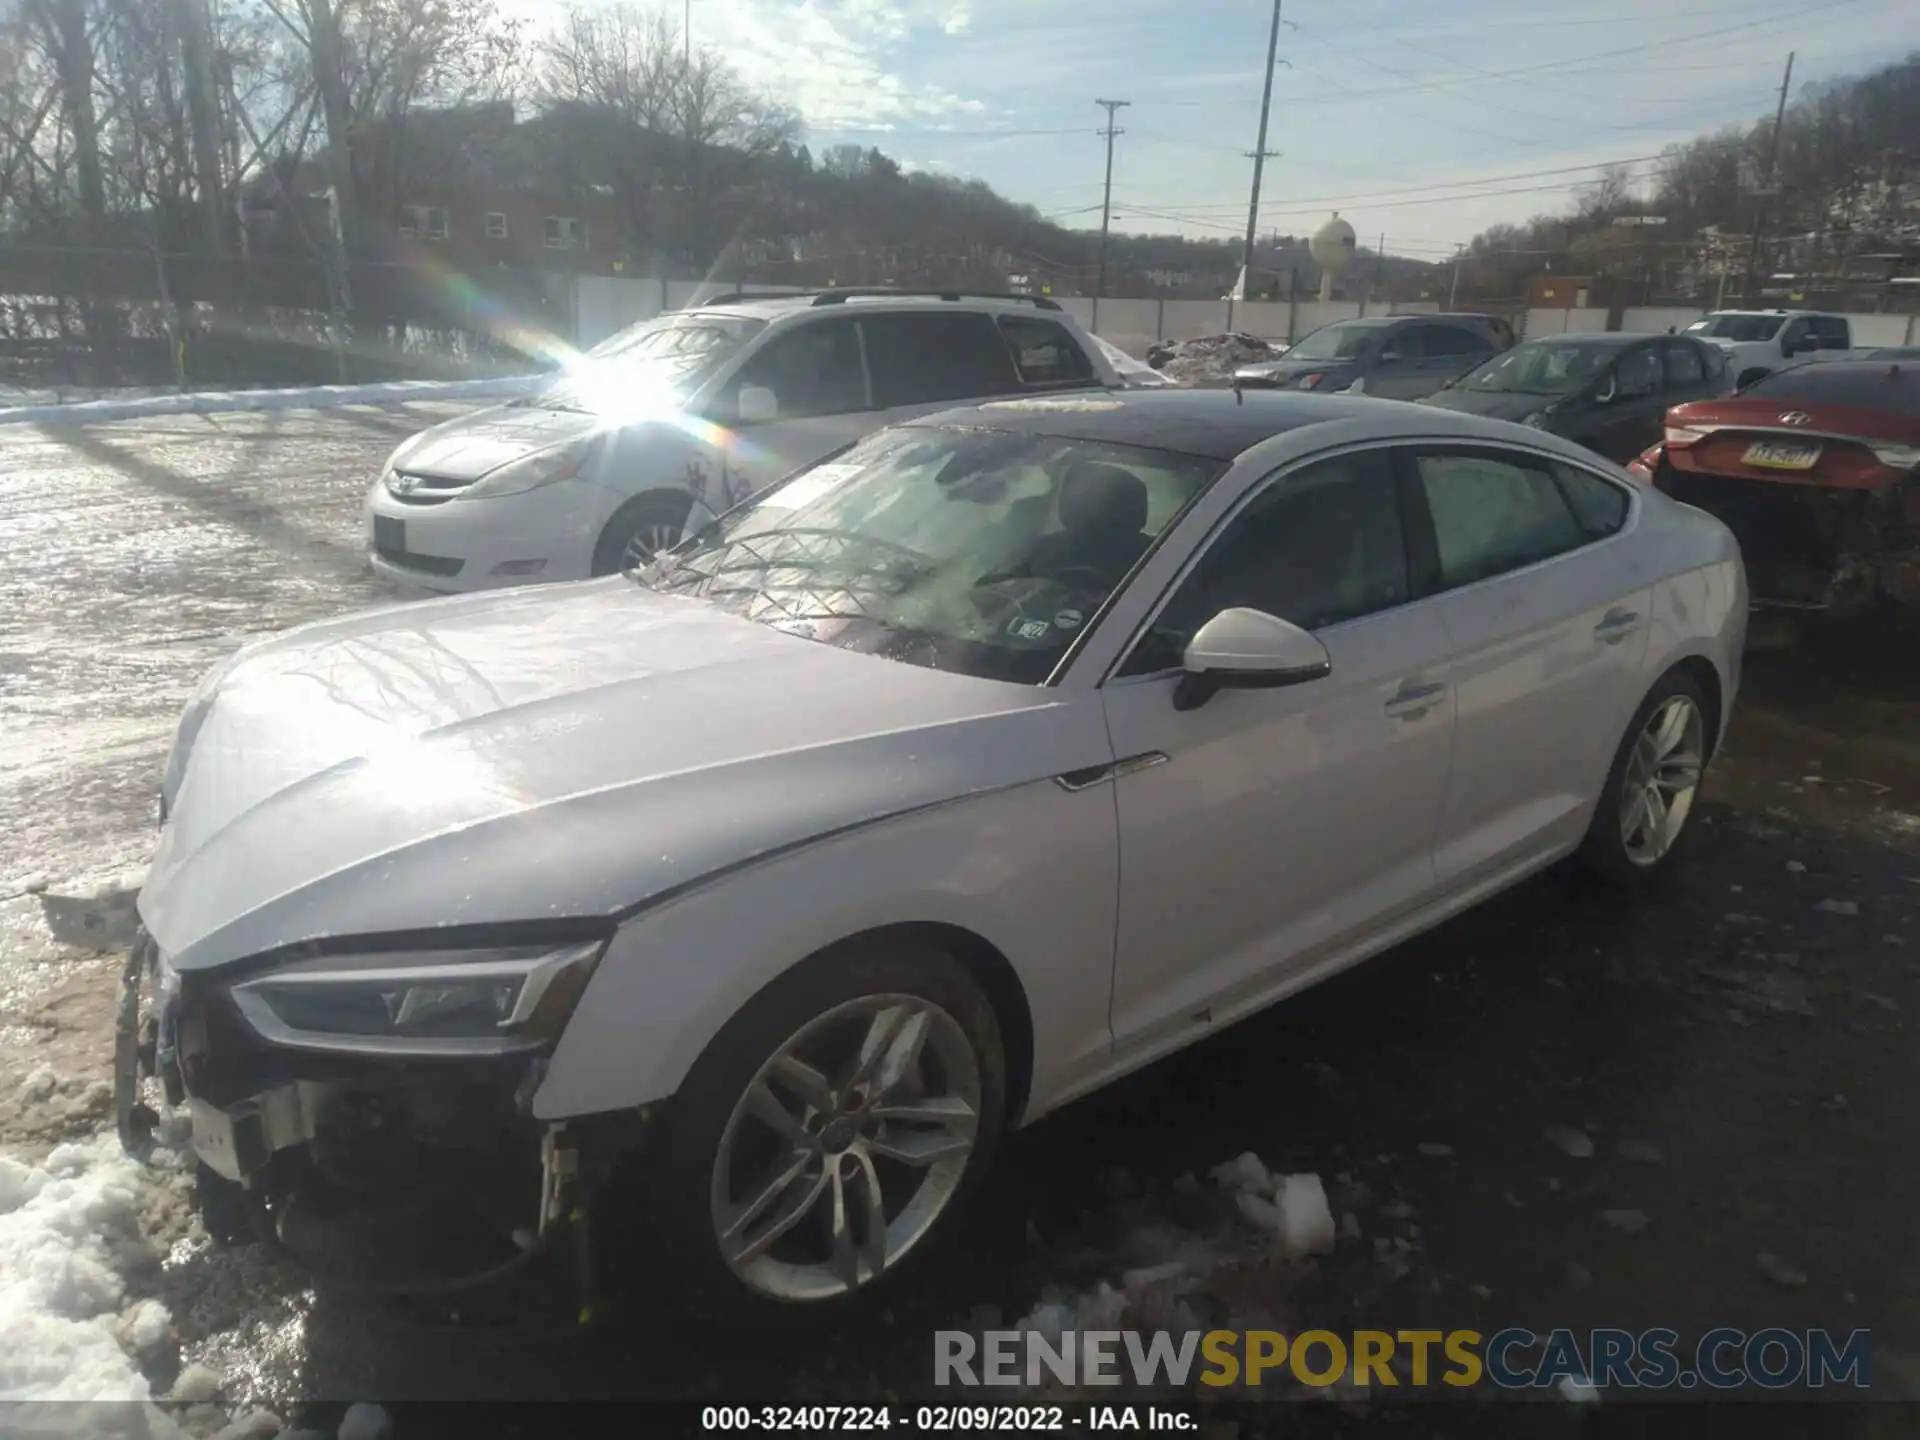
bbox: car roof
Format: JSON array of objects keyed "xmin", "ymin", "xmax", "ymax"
[
  {"xmin": 689, "ymin": 293, "xmax": 1067, "ymax": 322},
  {"xmin": 904, "ymin": 388, "xmax": 1541, "ymax": 461},
  {"xmin": 1522, "ymin": 332, "xmax": 1663, "ymax": 349}
]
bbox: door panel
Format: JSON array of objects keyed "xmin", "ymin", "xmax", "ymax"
[
  {"xmin": 1100, "ymin": 447, "xmax": 1456, "ymax": 1055},
  {"xmin": 1406, "ymin": 447, "xmax": 1652, "ymax": 883}
]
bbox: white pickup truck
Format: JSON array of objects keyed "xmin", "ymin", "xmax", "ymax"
[{"xmin": 1681, "ymin": 310, "xmax": 1854, "ymax": 388}]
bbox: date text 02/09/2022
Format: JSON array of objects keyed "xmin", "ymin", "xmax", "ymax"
[{"xmin": 699, "ymin": 1404, "xmax": 1198, "ymax": 1432}]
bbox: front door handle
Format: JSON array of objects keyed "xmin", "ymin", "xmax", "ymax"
[
  {"xmin": 1384, "ymin": 680, "xmax": 1446, "ymax": 721},
  {"xmin": 1593, "ymin": 607, "xmax": 1643, "ymax": 645}
]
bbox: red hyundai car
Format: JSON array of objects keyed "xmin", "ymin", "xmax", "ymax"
[{"xmin": 1627, "ymin": 361, "xmax": 1920, "ymax": 618}]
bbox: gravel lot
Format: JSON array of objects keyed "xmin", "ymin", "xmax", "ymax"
[{"xmin": 2, "ymin": 405, "xmax": 1917, "ymax": 1425}]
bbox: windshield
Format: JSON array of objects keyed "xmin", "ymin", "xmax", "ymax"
[
  {"xmin": 639, "ymin": 424, "xmax": 1223, "ymax": 684},
  {"xmin": 1685, "ymin": 314, "xmax": 1784, "ymax": 342},
  {"xmin": 531, "ymin": 313, "xmax": 764, "ymax": 412},
  {"xmin": 1285, "ymin": 322, "xmax": 1378, "ymax": 363},
  {"xmin": 1457, "ymin": 338, "xmax": 1618, "ymax": 396}
]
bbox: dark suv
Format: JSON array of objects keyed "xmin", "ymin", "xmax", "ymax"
[{"xmin": 1233, "ymin": 314, "xmax": 1513, "ymax": 398}]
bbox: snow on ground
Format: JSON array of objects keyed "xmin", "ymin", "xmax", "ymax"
[
  {"xmin": 0, "ymin": 1132, "xmax": 180, "ymax": 1400},
  {"xmin": 1156, "ymin": 335, "xmax": 1282, "ymax": 386},
  {"xmin": 0, "ymin": 375, "xmax": 540, "ymax": 427}
]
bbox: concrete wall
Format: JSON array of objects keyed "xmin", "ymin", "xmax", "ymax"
[{"xmin": 571, "ymin": 277, "xmax": 1920, "ymax": 358}]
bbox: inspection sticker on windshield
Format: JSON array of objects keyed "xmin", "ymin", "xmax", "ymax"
[
  {"xmin": 1008, "ymin": 618, "xmax": 1051, "ymax": 641},
  {"xmin": 764, "ymin": 463, "xmax": 862, "ymax": 509}
]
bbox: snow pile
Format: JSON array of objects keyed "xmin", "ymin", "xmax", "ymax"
[
  {"xmin": 0, "ymin": 1134, "xmax": 167, "ymax": 1400},
  {"xmin": 0, "ymin": 374, "xmax": 541, "ymax": 427},
  {"xmin": 1157, "ymin": 334, "xmax": 1282, "ymax": 386},
  {"xmin": 1211, "ymin": 1153, "xmax": 1337, "ymax": 1258}
]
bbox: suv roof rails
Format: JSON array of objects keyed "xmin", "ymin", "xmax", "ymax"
[{"xmin": 805, "ymin": 287, "xmax": 1064, "ymax": 312}]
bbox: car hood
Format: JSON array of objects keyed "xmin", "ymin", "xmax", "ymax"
[
  {"xmin": 387, "ymin": 400, "xmax": 600, "ymax": 481},
  {"xmin": 1418, "ymin": 388, "xmax": 1557, "ymax": 421},
  {"xmin": 140, "ymin": 582, "xmax": 1092, "ymax": 973}
]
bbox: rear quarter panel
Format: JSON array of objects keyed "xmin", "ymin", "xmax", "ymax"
[{"xmin": 1614, "ymin": 489, "xmax": 1747, "ymax": 748}]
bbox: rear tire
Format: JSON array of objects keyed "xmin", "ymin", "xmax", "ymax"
[
  {"xmin": 1578, "ymin": 669, "xmax": 1712, "ymax": 883},
  {"xmin": 642, "ymin": 938, "xmax": 1006, "ymax": 1328},
  {"xmin": 590, "ymin": 491, "xmax": 694, "ymax": 577}
]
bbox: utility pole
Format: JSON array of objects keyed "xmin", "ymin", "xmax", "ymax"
[
  {"xmin": 1743, "ymin": 50, "xmax": 1794, "ymax": 305},
  {"xmin": 685, "ymin": 0, "xmax": 691, "ymax": 64},
  {"xmin": 1093, "ymin": 97, "xmax": 1129, "ymax": 332},
  {"xmin": 1240, "ymin": 0, "xmax": 1286, "ymax": 295},
  {"xmin": 1448, "ymin": 243, "xmax": 1465, "ymax": 309}
]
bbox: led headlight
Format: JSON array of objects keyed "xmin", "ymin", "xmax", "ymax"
[
  {"xmin": 461, "ymin": 438, "xmax": 595, "ymax": 500},
  {"xmin": 230, "ymin": 940, "xmax": 604, "ymax": 1056}
]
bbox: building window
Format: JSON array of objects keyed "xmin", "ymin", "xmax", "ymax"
[
  {"xmin": 485, "ymin": 212, "xmax": 508, "ymax": 240},
  {"xmin": 401, "ymin": 204, "xmax": 449, "ymax": 241},
  {"xmin": 543, "ymin": 215, "xmax": 584, "ymax": 251}
]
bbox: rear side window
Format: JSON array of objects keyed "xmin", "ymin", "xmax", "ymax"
[
  {"xmin": 861, "ymin": 313, "xmax": 1019, "ymax": 408},
  {"xmin": 1000, "ymin": 316, "xmax": 1096, "ymax": 387},
  {"xmin": 1744, "ymin": 366, "xmax": 1920, "ymax": 418},
  {"xmin": 1412, "ymin": 450, "xmax": 1589, "ymax": 588},
  {"xmin": 1552, "ymin": 463, "xmax": 1631, "ymax": 540}
]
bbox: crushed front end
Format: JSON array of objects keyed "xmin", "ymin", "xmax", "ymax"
[{"xmin": 116, "ymin": 930, "xmax": 635, "ymax": 1298}]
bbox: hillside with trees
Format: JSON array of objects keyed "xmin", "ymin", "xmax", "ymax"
[{"xmin": 1455, "ymin": 52, "xmax": 1919, "ymax": 311}]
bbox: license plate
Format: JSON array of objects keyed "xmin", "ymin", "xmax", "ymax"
[
  {"xmin": 190, "ymin": 1099, "xmax": 245, "ymax": 1182},
  {"xmin": 1743, "ymin": 439, "xmax": 1821, "ymax": 470},
  {"xmin": 373, "ymin": 515, "xmax": 405, "ymax": 551}
]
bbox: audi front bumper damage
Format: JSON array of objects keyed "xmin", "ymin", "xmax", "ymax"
[{"xmin": 116, "ymin": 930, "xmax": 640, "ymax": 1296}]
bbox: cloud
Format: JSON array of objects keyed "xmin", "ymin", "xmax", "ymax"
[{"xmin": 705, "ymin": 1, "xmax": 986, "ymax": 129}]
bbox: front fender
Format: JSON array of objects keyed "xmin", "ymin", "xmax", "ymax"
[{"xmin": 532, "ymin": 774, "xmax": 1120, "ymax": 1126}]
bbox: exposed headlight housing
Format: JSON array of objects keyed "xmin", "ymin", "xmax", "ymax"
[
  {"xmin": 230, "ymin": 940, "xmax": 604, "ymax": 1057},
  {"xmin": 461, "ymin": 438, "xmax": 595, "ymax": 500}
]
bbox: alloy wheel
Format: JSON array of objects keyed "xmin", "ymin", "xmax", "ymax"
[
  {"xmin": 709, "ymin": 995, "xmax": 981, "ymax": 1302},
  {"xmin": 620, "ymin": 520, "xmax": 685, "ymax": 571},
  {"xmin": 1618, "ymin": 694, "xmax": 1705, "ymax": 867}
]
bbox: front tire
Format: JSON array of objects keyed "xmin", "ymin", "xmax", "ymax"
[
  {"xmin": 590, "ymin": 491, "xmax": 694, "ymax": 576},
  {"xmin": 645, "ymin": 938, "xmax": 1007, "ymax": 1326},
  {"xmin": 1579, "ymin": 669, "xmax": 1711, "ymax": 882}
]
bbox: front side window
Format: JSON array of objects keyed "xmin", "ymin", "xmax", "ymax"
[
  {"xmin": 1286, "ymin": 321, "xmax": 1378, "ymax": 363},
  {"xmin": 1811, "ymin": 316, "xmax": 1851, "ymax": 349},
  {"xmin": 1000, "ymin": 317, "xmax": 1097, "ymax": 387},
  {"xmin": 1420, "ymin": 325, "xmax": 1492, "ymax": 359},
  {"xmin": 862, "ymin": 312, "xmax": 1018, "ymax": 407},
  {"xmin": 725, "ymin": 319, "xmax": 867, "ymax": 420},
  {"xmin": 1662, "ymin": 339, "xmax": 1705, "ymax": 387},
  {"xmin": 1414, "ymin": 449, "xmax": 1589, "ymax": 588},
  {"xmin": 1613, "ymin": 345, "xmax": 1663, "ymax": 398},
  {"xmin": 641, "ymin": 426, "xmax": 1222, "ymax": 684},
  {"xmin": 1458, "ymin": 338, "xmax": 1616, "ymax": 396},
  {"xmin": 1120, "ymin": 450, "xmax": 1408, "ymax": 677}
]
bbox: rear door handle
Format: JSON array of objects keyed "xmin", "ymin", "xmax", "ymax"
[
  {"xmin": 1384, "ymin": 680, "xmax": 1446, "ymax": 721},
  {"xmin": 1593, "ymin": 608, "xmax": 1643, "ymax": 645}
]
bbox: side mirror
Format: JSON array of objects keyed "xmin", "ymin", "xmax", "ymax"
[
  {"xmin": 736, "ymin": 384, "xmax": 779, "ymax": 425},
  {"xmin": 1173, "ymin": 608, "xmax": 1331, "ymax": 712}
]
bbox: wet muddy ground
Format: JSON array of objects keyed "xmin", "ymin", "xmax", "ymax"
[{"xmin": 3, "ymin": 407, "xmax": 1918, "ymax": 1423}]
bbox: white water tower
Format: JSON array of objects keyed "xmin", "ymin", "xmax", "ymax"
[{"xmin": 1310, "ymin": 213, "xmax": 1357, "ymax": 302}]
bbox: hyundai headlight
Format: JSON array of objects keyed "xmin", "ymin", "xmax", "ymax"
[
  {"xmin": 461, "ymin": 438, "xmax": 595, "ymax": 500},
  {"xmin": 229, "ymin": 940, "xmax": 604, "ymax": 1056}
]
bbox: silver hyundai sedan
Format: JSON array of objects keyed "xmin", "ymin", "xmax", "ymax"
[{"xmin": 126, "ymin": 390, "xmax": 1745, "ymax": 1323}]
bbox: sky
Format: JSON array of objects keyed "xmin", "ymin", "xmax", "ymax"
[{"xmin": 609, "ymin": 0, "xmax": 1920, "ymax": 267}]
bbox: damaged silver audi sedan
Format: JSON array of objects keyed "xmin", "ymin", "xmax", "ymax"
[{"xmin": 121, "ymin": 389, "xmax": 1746, "ymax": 1323}]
